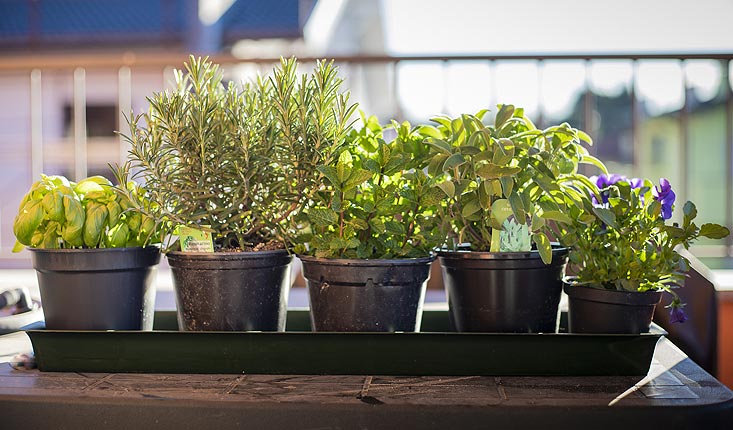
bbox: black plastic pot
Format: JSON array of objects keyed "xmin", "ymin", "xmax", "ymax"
[
  {"xmin": 299, "ymin": 255, "xmax": 434, "ymax": 332},
  {"xmin": 564, "ymin": 282, "xmax": 662, "ymax": 334},
  {"xmin": 167, "ymin": 250, "xmax": 292, "ymax": 331},
  {"xmin": 30, "ymin": 247, "xmax": 161, "ymax": 330},
  {"xmin": 439, "ymin": 247, "xmax": 568, "ymax": 333}
]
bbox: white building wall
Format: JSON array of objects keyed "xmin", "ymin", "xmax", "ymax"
[{"xmin": 0, "ymin": 67, "xmax": 165, "ymax": 265}]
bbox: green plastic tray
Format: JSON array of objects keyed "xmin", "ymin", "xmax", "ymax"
[{"xmin": 27, "ymin": 310, "xmax": 665, "ymax": 376}]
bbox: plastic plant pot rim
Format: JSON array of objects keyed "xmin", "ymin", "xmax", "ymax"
[
  {"xmin": 29, "ymin": 246, "xmax": 161, "ymax": 271},
  {"xmin": 167, "ymin": 249, "xmax": 292, "ymax": 270},
  {"xmin": 28, "ymin": 246, "xmax": 160, "ymax": 255},
  {"xmin": 437, "ymin": 246, "xmax": 568, "ymax": 261},
  {"xmin": 297, "ymin": 254, "xmax": 435, "ymax": 268},
  {"xmin": 563, "ymin": 280, "xmax": 663, "ymax": 306}
]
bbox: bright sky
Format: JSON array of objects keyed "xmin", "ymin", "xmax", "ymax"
[
  {"xmin": 381, "ymin": 0, "xmax": 733, "ymax": 54},
  {"xmin": 377, "ymin": 0, "xmax": 733, "ymax": 119},
  {"xmin": 301, "ymin": 0, "xmax": 732, "ymax": 120}
]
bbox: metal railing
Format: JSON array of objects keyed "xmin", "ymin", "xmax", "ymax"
[{"xmin": 1, "ymin": 51, "xmax": 732, "ymax": 261}]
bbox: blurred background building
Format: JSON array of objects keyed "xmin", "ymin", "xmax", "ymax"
[{"xmin": 0, "ymin": 0, "xmax": 732, "ymax": 262}]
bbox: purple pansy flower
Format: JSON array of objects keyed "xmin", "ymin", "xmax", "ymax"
[
  {"xmin": 590, "ymin": 174, "xmax": 627, "ymax": 205},
  {"xmin": 652, "ymin": 178, "xmax": 676, "ymax": 220},
  {"xmin": 670, "ymin": 306, "xmax": 688, "ymax": 323},
  {"xmin": 629, "ymin": 177, "xmax": 643, "ymax": 189},
  {"xmin": 593, "ymin": 173, "xmax": 627, "ymax": 189}
]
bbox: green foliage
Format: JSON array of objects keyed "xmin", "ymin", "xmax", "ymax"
[
  {"xmin": 295, "ymin": 114, "xmax": 444, "ymax": 259},
  {"xmin": 12, "ymin": 174, "xmax": 160, "ymax": 251},
  {"xmin": 566, "ymin": 177, "xmax": 730, "ymax": 305},
  {"xmin": 426, "ymin": 104, "xmax": 604, "ymax": 262},
  {"xmin": 118, "ymin": 56, "xmax": 356, "ymax": 251}
]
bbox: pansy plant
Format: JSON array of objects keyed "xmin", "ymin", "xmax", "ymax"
[{"xmin": 565, "ymin": 174, "xmax": 729, "ymax": 321}]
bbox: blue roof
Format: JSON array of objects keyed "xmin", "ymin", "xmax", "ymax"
[
  {"xmin": 0, "ymin": 0, "xmax": 30, "ymax": 37},
  {"xmin": 39, "ymin": 0, "xmax": 185, "ymax": 36},
  {"xmin": 0, "ymin": 0, "xmax": 313, "ymax": 49},
  {"xmin": 219, "ymin": 0, "xmax": 311, "ymax": 40}
]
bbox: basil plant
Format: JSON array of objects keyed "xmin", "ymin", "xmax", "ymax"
[
  {"xmin": 424, "ymin": 104, "xmax": 605, "ymax": 263},
  {"xmin": 295, "ymin": 114, "xmax": 445, "ymax": 259},
  {"xmin": 13, "ymin": 174, "xmax": 160, "ymax": 251}
]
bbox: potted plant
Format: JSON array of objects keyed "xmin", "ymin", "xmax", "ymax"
[
  {"xmin": 118, "ymin": 56, "xmax": 356, "ymax": 331},
  {"xmin": 12, "ymin": 174, "xmax": 161, "ymax": 330},
  {"xmin": 425, "ymin": 104, "xmax": 604, "ymax": 333},
  {"xmin": 295, "ymin": 114, "xmax": 445, "ymax": 332},
  {"xmin": 563, "ymin": 174, "xmax": 729, "ymax": 333}
]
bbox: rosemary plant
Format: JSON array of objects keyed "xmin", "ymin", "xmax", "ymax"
[{"xmin": 117, "ymin": 56, "xmax": 356, "ymax": 251}]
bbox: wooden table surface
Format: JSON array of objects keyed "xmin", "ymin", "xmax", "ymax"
[{"xmin": 0, "ymin": 335, "xmax": 731, "ymax": 430}]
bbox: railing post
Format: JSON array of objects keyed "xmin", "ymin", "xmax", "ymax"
[
  {"xmin": 631, "ymin": 60, "xmax": 640, "ymax": 178},
  {"xmin": 118, "ymin": 66, "xmax": 132, "ymax": 166},
  {"xmin": 680, "ymin": 59, "xmax": 689, "ymax": 212},
  {"xmin": 73, "ymin": 67, "xmax": 87, "ymax": 180},
  {"xmin": 726, "ymin": 60, "xmax": 733, "ymax": 255},
  {"xmin": 583, "ymin": 59, "xmax": 595, "ymax": 175},
  {"xmin": 30, "ymin": 69, "xmax": 43, "ymax": 181}
]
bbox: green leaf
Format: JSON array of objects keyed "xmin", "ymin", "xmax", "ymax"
[
  {"xmin": 107, "ymin": 201, "xmax": 122, "ymax": 227},
  {"xmin": 42, "ymin": 191, "xmax": 65, "ymax": 222},
  {"xmin": 461, "ymin": 199, "xmax": 481, "ymax": 218},
  {"xmin": 533, "ymin": 174, "xmax": 561, "ymax": 194},
  {"xmin": 421, "ymin": 187, "xmax": 445, "ymax": 207},
  {"xmin": 499, "ymin": 176, "xmax": 514, "ymax": 197},
  {"xmin": 492, "ymin": 138, "xmax": 515, "ymax": 165},
  {"xmin": 317, "ymin": 165, "xmax": 341, "ymax": 187},
  {"xmin": 75, "ymin": 176, "xmax": 111, "ymax": 195},
  {"xmin": 508, "ymin": 192, "xmax": 526, "ymax": 224},
  {"xmin": 13, "ymin": 200, "xmax": 45, "ymax": 246},
  {"xmin": 475, "ymin": 163, "xmax": 521, "ymax": 179},
  {"xmin": 458, "ymin": 145, "xmax": 483, "ymax": 156},
  {"xmin": 495, "ymin": 104, "xmax": 514, "ymax": 129},
  {"xmin": 580, "ymin": 154, "xmax": 608, "ymax": 174},
  {"xmin": 532, "ymin": 232, "xmax": 552, "ymax": 264},
  {"xmin": 83, "ymin": 202, "xmax": 109, "ymax": 247},
  {"xmin": 437, "ymin": 181, "xmax": 455, "ymax": 198},
  {"xmin": 336, "ymin": 150, "xmax": 353, "ymax": 183},
  {"xmin": 362, "ymin": 158, "xmax": 381, "ymax": 173},
  {"xmin": 531, "ymin": 213, "xmax": 546, "ymax": 231},
  {"xmin": 343, "ymin": 169, "xmax": 373, "ymax": 191},
  {"xmin": 699, "ymin": 223, "xmax": 730, "ymax": 239},
  {"xmin": 369, "ymin": 218, "xmax": 386, "ymax": 233},
  {"xmin": 107, "ymin": 223, "xmax": 129, "ymax": 248},
  {"xmin": 61, "ymin": 195, "xmax": 84, "ymax": 247},
  {"xmin": 426, "ymin": 138, "xmax": 453, "ymax": 155},
  {"xmin": 683, "ymin": 201, "xmax": 697, "ymax": 221},
  {"xmin": 442, "ymin": 153, "xmax": 467, "ymax": 171},
  {"xmin": 307, "ymin": 207, "xmax": 339, "ymax": 227},
  {"xmin": 592, "ymin": 207, "xmax": 618, "ymax": 229},
  {"xmin": 540, "ymin": 211, "xmax": 573, "ymax": 224},
  {"xmin": 349, "ymin": 218, "xmax": 369, "ymax": 231},
  {"xmin": 417, "ymin": 125, "xmax": 443, "ymax": 140},
  {"xmin": 385, "ymin": 220, "xmax": 405, "ymax": 234},
  {"xmin": 430, "ymin": 115, "xmax": 452, "ymax": 130},
  {"xmin": 428, "ymin": 153, "xmax": 449, "ymax": 176},
  {"xmin": 577, "ymin": 129, "xmax": 593, "ymax": 145}
]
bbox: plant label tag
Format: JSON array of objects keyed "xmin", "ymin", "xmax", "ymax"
[
  {"xmin": 490, "ymin": 199, "xmax": 531, "ymax": 252},
  {"xmin": 178, "ymin": 227, "xmax": 214, "ymax": 253}
]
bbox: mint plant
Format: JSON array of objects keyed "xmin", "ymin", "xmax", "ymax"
[
  {"xmin": 424, "ymin": 104, "xmax": 605, "ymax": 263},
  {"xmin": 13, "ymin": 174, "xmax": 159, "ymax": 250},
  {"xmin": 118, "ymin": 56, "xmax": 356, "ymax": 252},
  {"xmin": 295, "ymin": 114, "xmax": 445, "ymax": 259}
]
